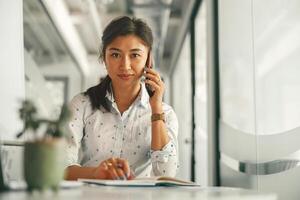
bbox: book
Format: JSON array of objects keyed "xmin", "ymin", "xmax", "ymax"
[{"xmin": 78, "ymin": 176, "xmax": 200, "ymax": 187}]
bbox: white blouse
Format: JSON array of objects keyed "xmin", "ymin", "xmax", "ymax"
[{"xmin": 65, "ymin": 83, "xmax": 179, "ymax": 177}]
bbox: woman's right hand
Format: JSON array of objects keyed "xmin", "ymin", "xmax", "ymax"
[{"xmin": 93, "ymin": 157, "xmax": 134, "ymax": 180}]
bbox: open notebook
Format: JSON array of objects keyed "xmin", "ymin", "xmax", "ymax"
[{"xmin": 78, "ymin": 176, "xmax": 200, "ymax": 187}]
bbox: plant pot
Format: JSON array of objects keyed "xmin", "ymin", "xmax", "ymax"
[{"xmin": 24, "ymin": 138, "xmax": 66, "ymax": 191}]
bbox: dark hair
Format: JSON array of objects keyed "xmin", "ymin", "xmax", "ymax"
[{"xmin": 84, "ymin": 16, "xmax": 153, "ymax": 111}]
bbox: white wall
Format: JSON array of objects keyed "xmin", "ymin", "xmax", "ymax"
[{"xmin": 0, "ymin": 0, "xmax": 25, "ymax": 141}]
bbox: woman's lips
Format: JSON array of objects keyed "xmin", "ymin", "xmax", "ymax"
[{"xmin": 118, "ymin": 74, "xmax": 133, "ymax": 80}]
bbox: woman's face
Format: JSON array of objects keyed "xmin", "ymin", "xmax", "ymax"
[{"xmin": 104, "ymin": 34, "xmax": 149, "ymax": 89}]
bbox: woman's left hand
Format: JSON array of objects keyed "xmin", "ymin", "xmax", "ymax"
[{"xmin": 144, "ymin": 68, "xmax": 164, "ymax": 113}]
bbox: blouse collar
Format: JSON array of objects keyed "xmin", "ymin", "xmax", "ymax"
[{"xmin": 105, "ymin": 82, "xmax": 149, "ymax": 109}]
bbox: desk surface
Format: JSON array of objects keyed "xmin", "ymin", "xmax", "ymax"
[{"xmin": 0, "ymin": 185, "xmax": 277, "ymax": 200}]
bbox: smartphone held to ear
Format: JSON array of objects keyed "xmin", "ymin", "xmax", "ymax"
[{"xmin": 145, "ymin": 52, "xmax": 155, "ymax": 97}]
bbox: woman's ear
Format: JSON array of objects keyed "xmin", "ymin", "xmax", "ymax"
[
  {"xmin": 100, "ymin": 51, "xmax": 106, "ymax": 65},
  {"xmin": 104, "ymin": 62, "xmax": 108, "ymax": 71},
  {"xmin": 100, "ymin": 56, "xmax": 108, "ymax": 71},
  {"xmin": 102, "ymin": 57, "xmax": 107, "ymax": 67}
]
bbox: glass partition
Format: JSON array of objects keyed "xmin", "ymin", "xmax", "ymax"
[
  {"xmin": 194, "ymin": 0, "xmax": 208, "ymax": 186},
  {"xmin": 172, "ymin": 34, "xmax": 192, "ymax": 180},
  {"xmin": 253, "ymin": 0, "xmax": 300, "ymax": 199},
  {"xmin": 218, "ymin": 0, "xmax": 258, "ymax": 189},
  {"xmin": 219, "ymin": 0, "xmax": 300, "ymax": 198}
]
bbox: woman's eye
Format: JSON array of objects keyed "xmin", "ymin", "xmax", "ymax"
[
  {"xmin": 111, "ymin": 53, "xmax": 120, "ymax": 58},
  {"xmin": 131, "ymin": 53, "xmax": 140, "ymax": 58}
]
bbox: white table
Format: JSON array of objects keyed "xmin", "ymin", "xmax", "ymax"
[{"xmin": 0, "ymin": 185, "xmax": 277, "ymax": 200}]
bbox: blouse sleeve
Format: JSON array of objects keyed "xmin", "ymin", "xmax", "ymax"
[
  {"xmin": 150, "ymin": 104, "xmax": 179, "ymax": 177},
  {"xmin": 64, "ymin": 94, "xmax": 87, "ymax": 168}
]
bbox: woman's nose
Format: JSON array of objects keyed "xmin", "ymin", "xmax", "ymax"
[{"xmin": 120, "ymin": 56, "xmax": 131, "ymax": 70}]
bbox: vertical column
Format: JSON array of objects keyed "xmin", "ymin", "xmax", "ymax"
[
  {"xmin": 0, "ymin": 0, "xmax": 25, "ymax": 140},
  {"xmin": 206, "ymin": 0, "xmax": 220, "ymax": 186}
]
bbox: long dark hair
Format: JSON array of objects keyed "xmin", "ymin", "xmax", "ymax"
[{"xmin": 84, "ymin": 16, "xmax": 153, "ymax": 111}]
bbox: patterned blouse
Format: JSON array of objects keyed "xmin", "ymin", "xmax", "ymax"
[{"xmin": 65, "ymin": 83, "xmax": 179, "ymax": 177}]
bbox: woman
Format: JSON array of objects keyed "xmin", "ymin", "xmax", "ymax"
[{"xmin": 65, "ymin": 16, "xmax": 178, "ymax": 180}]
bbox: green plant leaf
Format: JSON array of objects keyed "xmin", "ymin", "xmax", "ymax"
[{"xmin": 17, "ymin": 100, "xmax": 70, "ymax": 139}]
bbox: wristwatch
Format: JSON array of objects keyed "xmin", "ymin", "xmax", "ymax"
[{"xmin": 151, "ymin": 113, "xmax": 165, "ymax": 122}]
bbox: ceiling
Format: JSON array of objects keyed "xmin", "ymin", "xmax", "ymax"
[{"xmin": 24, "ymin": 0, "xmax": 195, "ymax": 76}]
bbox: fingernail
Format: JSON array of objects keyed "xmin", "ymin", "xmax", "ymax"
[{"xmin": 117, "ymin": 163, "xmax": 122, "ymax": 168}]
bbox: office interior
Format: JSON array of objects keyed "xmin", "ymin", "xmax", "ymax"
[{"xmin": 0, "ymin": 0, "xmax": 299, "ymax": 199}]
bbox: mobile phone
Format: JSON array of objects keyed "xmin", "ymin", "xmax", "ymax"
[{"xmin": 145, "ymin": 51, "xmax": 155, "ymax": 97}]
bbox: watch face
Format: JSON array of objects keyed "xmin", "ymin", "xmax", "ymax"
[{"xmin": 151, "ymin": 113, "xmax": 165, "ymax": 122}]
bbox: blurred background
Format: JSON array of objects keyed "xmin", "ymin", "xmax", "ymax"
[{"xmin": 2, "ymin": 0, "xmax": 300, "ymax": 199}]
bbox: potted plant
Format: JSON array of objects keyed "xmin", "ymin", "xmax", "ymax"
[{"xmin": 17, "ymin": 100, "xmax": 70, "ymax": 191}]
